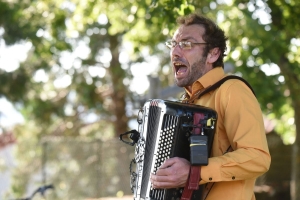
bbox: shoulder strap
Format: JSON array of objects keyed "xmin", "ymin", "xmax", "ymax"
[
  {"xmin": 197, "ymin": 75, "xmax": 256, "ymax": 99},
  {"xmin": 181, "ymin": 75, "xmax": 256, "ymax": 104}
]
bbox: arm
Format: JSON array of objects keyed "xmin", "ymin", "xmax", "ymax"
[{"xmin": 200, "ymin": 80, "xmax": 271, "ymax": 183}]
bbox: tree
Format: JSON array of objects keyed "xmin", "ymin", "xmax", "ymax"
[
  {"xmin": 0, "ymin": 0, "xmax": 183, "ymax": 198},
  {"xmin": 0, "ymin": 0, "xmax": 154, "ymax": 198},
  {"xmin": 1, "ymin": 0, "xmax": 300, "ymax": 199}
]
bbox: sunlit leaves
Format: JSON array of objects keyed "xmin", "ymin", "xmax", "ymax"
[
  {"xmin": 268, "ymin": 103, "xmax": 296, "ymax": 144},
  {"xmin": 1, "ymin": 0, "xmax": 300, "ymax": 198}
]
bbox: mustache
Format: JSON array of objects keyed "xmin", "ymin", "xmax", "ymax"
[{"xmin": 172, "ymin": 57, "xmax": 187, "ymax": 65}]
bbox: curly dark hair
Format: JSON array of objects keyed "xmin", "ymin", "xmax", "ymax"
[{"xmin": 176, "ymin": 14, "xmax": 228, "ymax": 68}]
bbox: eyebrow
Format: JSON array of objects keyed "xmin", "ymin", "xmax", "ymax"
[{"xmin": 172, "ymin": 36, "xmax": 198, "ymax": 42}]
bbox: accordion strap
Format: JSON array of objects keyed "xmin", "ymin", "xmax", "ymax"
[
  {"xmin": 197, "ymin": 75, "xmax": 256, "ymax": 98},
  {"xmin": 182, "ymin": 75, "xmax": 256, "ymax": 104},
  {"xmin": 181, "ymin": 113, "xmax": 204, "ymax": 200},
  {"xmin": 181, "ymin": 75, "xmax": 255, "ymax": 200}
]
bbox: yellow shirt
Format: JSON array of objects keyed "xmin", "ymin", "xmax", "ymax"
[{"xmin": 185, "ymin": 67, "xmax": 271, "ymax": 200}]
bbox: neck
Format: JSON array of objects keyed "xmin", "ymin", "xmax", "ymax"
[{"xmin": 185, "ymin": 85, "xmax": 192, "ymax": 93}]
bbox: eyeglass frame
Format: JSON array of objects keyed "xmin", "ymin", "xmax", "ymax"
[{"xmin": 165, "ymin": 40, "xmax": 208, "ymax": 50}]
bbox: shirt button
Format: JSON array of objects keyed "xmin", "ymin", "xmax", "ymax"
[
  {"xmin": 232, "ymin": 176, "xmax": 235, "ymax": 180},
  {"xmin": 209, "ymin": 177, "xmax": 212, "ymax": 181}
]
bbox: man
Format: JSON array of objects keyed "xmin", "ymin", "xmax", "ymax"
[{"xmin": 150, "ymin": 13, "xmax": 271, "ymax": 200}]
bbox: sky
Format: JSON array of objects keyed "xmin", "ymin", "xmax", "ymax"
[
  {"xmin": 0, "ymin": 39, "xmax": 29, "ymax": 129},
  {"xmin": 0, "ymin": 98, "xmax": 24, "ymax": 129}
]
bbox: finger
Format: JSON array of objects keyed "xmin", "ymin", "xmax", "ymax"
[
  {"xmin": 152, "ymin": 181, "xmax": 175, "ymax": 189},
  {"xmin": 156, "ymin": 157, "xmax": 189, "ymax": 176},
  {"xmin": 155, "ymin": 167, "xmax": 171, "ymax": 176},
  {"xmin": 159, "ymin": 157, "xmax": 177, "ymax": 169},
  {"xmin": 150, "ymin": 174, "xmax": 175, "ymax": 189},
  {"xmin": 151, "ymin": 173, "xmax": 171, "ymax": 183}
]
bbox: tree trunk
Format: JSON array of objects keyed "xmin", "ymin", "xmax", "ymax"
[
  {"xmin": 279, "ymin": 57, "xmax": 300, "ymax": 200},
  {"xmin": 108, "ymin": 34, "xmax": 129, "ymax": 137},
  {"xmin": 291, "ymin": 100, "xmax": 300, "ymax": 200}
]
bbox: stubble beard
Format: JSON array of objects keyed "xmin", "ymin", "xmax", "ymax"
[{"xmin": 175, "ymin": 56, "xmax": 207, "ymax": 88}]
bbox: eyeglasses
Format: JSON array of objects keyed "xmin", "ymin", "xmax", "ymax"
[{"xmin": 165, "ymin": 40, "xmax": 208, "ymax": 50}]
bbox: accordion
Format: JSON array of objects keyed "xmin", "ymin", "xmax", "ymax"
[{"xmin": 120, "ymin": 99, "xmax": 217, "ymax": 200}]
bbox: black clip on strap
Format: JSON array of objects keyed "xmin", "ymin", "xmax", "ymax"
[{"xmin": 119, "ymin": 130, "xmax": 140, "ymax": 146}]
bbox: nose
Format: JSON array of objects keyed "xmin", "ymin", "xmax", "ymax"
[{"xmin": 171, "ymin": 43, "xmax": 182, "ymax": 58}]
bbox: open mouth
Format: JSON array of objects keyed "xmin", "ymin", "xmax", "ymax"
[{"xmin": 174, "ymin": 62, "xmax": 188, "ymax": 76}]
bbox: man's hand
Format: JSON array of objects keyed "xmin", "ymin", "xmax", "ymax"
[{"xmin": 150, "ymin": 157, "xmax": 190, "ymax": 189}]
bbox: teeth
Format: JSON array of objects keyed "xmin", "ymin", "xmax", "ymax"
[{"xmin": 174, "ymin": 62, "xmax": 183, "ymax": 66}]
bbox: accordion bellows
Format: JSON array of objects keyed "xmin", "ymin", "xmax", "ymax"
[{"xmin": 130, "ymin": 99, "xmax": 217, "ymax": 200}]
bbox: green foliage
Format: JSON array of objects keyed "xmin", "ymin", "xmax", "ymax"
[
  {"xmin": 268, "ymin": 104, "xmax": 296, "ymax": 144},
  {"xmin": 1, "ymin": 0, "xmax": 300, "ymax": 198}
]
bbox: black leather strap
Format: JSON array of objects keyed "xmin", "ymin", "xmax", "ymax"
[{"xmin": 197, "ymin": 75, "xmax": 256, "ymax": 99}]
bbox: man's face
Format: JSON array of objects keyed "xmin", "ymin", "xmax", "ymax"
[{"xmin": 171, "ymin": 24, "xmax": 212, "ymax": 88}]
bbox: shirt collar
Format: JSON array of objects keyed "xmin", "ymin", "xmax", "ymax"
[{"xmin": 184, "ymin": 67, "xmax": 226, "ymax": 97}]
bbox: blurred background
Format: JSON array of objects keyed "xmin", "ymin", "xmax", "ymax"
[{"xmin": 0, "ymin": 0, "xmax": 299, "ymax": 199}]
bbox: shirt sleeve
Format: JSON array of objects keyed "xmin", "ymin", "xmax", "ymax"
[{"xmin": 199, "ymin": 80, "xmax": 271, "ymax": 184}]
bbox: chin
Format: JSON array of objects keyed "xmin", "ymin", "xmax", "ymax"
[{"xmin": 175, "ymin": 80, "xmax": 187, "ymax": 88}]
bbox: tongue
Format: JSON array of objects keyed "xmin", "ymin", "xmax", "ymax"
[{"xmin": 177, "ymin": 66, "xmax": 187, "ymax": 75}]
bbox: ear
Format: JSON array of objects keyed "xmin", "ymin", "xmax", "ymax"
[{"xmin": 206, "ymin": 48, "xmax": 221, "ymax": 64}]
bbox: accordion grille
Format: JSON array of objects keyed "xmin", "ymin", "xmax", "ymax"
[
  {"xmin": 150, "ymin": 114, "xmax": 178, "ymax": 200},
  {"xmin": 140, "ymin": 106, "xmax": 179, "ymax": 199},
  {"xmin": 140, "ymin": 105, "xmax": 161, "ymax": 197}
]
